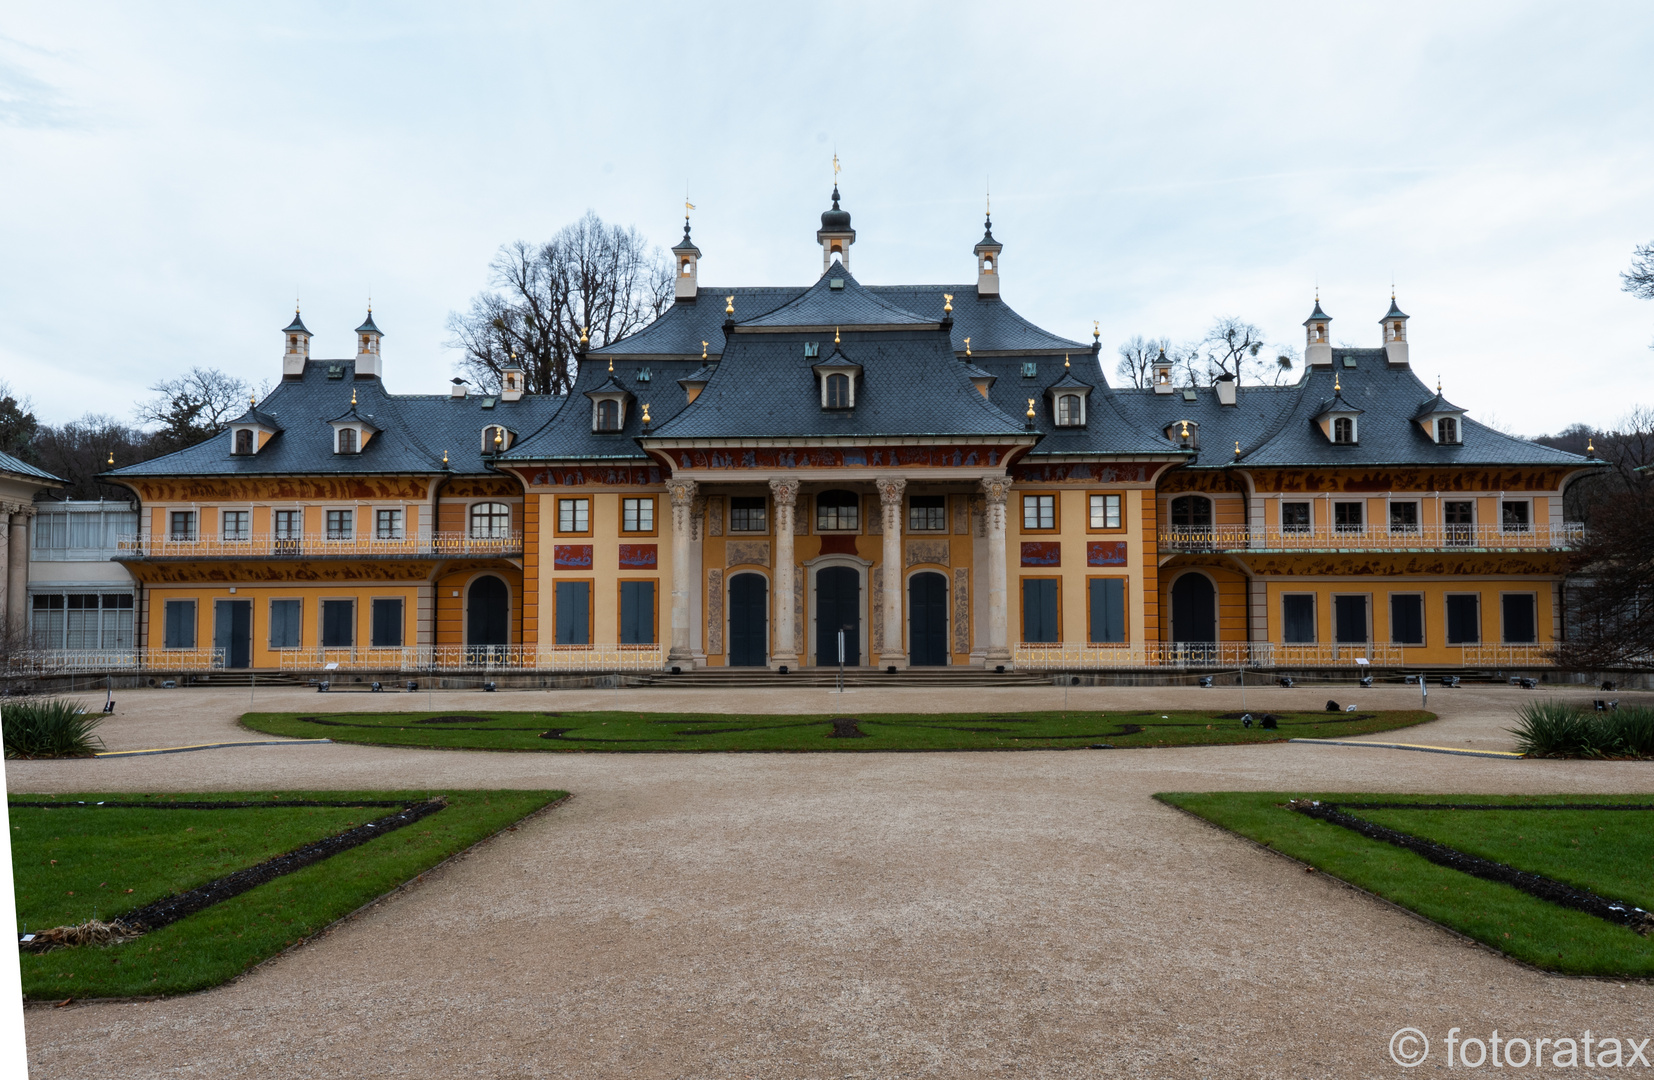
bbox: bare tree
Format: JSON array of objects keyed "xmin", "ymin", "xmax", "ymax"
[
  {"xmin": 1624, "ymin": 242, "xmax": 1654, "ymax": 299},
  {"xmin": 1193, "ymin": 318, "xmax": 1266, "ymax": 384},
  {"xmin": 34, "ymin": 414, "xmax": 156, "ymax": 499},
  {"xmin": 135, "ymin": 367, "xmax": 250, "ymax": 455},
  {"xmin": 1268, "ymin": 346, "xmax": 1298, "ymax": 386},
  {"xmin": 1114, "ymin": 335, "xmax": 1168, "ymax": 389},
  {"xmin": 447, "ymin": 212, "xmax": 674, "ymax": 397}
]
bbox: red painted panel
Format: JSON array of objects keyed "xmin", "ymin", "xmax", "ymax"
[
  {"xmin": 1087, "ymin": 541, "xmax": 1128, "ymax": 566},
  {"xmin": 1020, "ymin": 541, "xmax": 1061, "ymax": 567},
  {"xmin": 554, "ymin": 544, "xmax": 593, "ymax": 570}
]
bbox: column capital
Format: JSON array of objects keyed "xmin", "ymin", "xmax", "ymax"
[
  {"xmin": 979, "ymin": 477, "xmax": 1012, "ymax": 504},
  {"xmin": 874, "ymin": 477, "xmax": 907, "ymax": 505},
  {"xmin": 666, "ymin": 478, "xmax": 698, "ymax": 506},
  {"xmin": 767, "ymin": 477, "xmax": 799, "ymax": 505}
]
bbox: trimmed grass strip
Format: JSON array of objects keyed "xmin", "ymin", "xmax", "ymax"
[{"xmin": 242, "ymin": 708, "xmax": 1433, "ymax": 753}]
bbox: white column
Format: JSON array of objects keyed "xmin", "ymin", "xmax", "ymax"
[
  {"xmin": 981, "ymin": 478, "xmax": 1011, "ymax": 665},
  {"xmin": 768, "ymin": 478, "xmax": 799, "ymax": 668},
  {"xmin": 667, "ymin": 478, "xmax": 697, "ymax": 663},
  {"xmin": 876, "ymin": 478, "xmax": 907, "ymax": 668},
  {"xmin": 0, "ymin": 506, "xmax": 12, "ymax": 640}
]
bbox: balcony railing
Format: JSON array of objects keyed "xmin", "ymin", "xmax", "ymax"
[
  {"xmin": 4, "ymin": 648, "xmax": 226, "ymax": 674},
  {"xmin": 277, "ymin": 645, "xmax": 666, "ymax": 672},
  {"xmin": 1015, "ymin": 642, "xmax": 1405, "ymax": 669},
  {"xmin": 116, "ymin": 532, "xmax": 524, "ymax": 560},
  {"xmin": 1158, "ymin": 522, "xmax": 1583, "ymax": 554}
]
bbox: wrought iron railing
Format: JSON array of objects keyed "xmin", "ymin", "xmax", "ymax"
[
  {"xmin": 116, "ymin": 532, "xmax": 523, "ymax": 559},
  {"xmin": 275, "ymin": 644, "xmax": 666, "ymax": 673},
  {"xmin": 3, "ymin": 648, "xmax": 226, "ymax": 674},
  {"xmin": 1456, "ymin": 644, "xmax": 1555, "ymax": 667},
  {"xmin": 1157, "ymin": 523, "xmax": 1583, "ymax": 554}
]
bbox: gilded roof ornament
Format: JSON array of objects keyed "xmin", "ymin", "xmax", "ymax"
[
  {"xmin": 494, "ymin": 427, "xmax": 503, "ymax": 447},
  {"xmin": 1333, "ymin": 374, "xmax": 1342, "ymax": 393},
  {"xmin": 580, "ymin": 326, "xmax": 589, "ymax": 347},
  {"xmin": 608, "ymin": 357, "xmax": 614, "ymax": 373},
  {"xmin": 834, "ymin": 326, "xmax": 841, "ymax": 345},
  {"xmin": 1064, "ymin": 354, "xmax": 1071, "ymax": 369},
  {"xmin": 1181, "ymin": 419, "xmax": 1191, "ymax": 438},
  {"xmin": 106, "ymin": 451, "xmax": 114, "ymax": 467},
  {"xmin": 725, "ymin": 295, "xmax": 734, "ymax": 315},
  {"xmin": 702, "ymin": 341, "xmax": 708, "ymax": 360},
  {"xmin": 1026, "ymin": 398, "xmax": 1036, "ymax": 420},
  {"xmin": 943, "ymin": 293, "xmax": 953, "ymax": 314},
  {"xmin": 1235, "ymin": 440, "xmax": 1242, "ymax": 457},
  {"xmin": 964, "ymin": 336, "xmax": 971, "ymax": 356},
  {"xmin": 1093, "ymin": 321, "xmax": 1100, "ymax": 341},
  {"xmin": 642, "ymin": 402, "xmax": 652, "ymax": 425},
  {"xmin": 350, "ymin": 387, "xmax": 357, "ymax": 406}
]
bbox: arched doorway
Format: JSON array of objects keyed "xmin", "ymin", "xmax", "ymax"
[
  {"xmin": 1170, "ymin": 572, "xmax": 1216, "ymax": 644},
  {"xmin": 815, "ymin": 565, "xmax": 861, "ymax": 666},
  {"xmin": 907, "ymin": 572, "xmax": 949, "ymax": 666},
  {"xmin": 728, "ymin": 573, "xmax": 768, "ymax": 667},
  {"xmin": 467, "ymin": 575, "xmax": 510, "ymax": 647}
]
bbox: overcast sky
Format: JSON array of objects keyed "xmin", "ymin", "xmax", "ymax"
[{"xmin": 3, "ymin": 2, "xmax": 1651, "ymax": 435}]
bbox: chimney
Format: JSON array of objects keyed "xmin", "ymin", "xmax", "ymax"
[
  {"xmin": 1215, "ymin": 373, "xmax": 1237, "ymax": 406},
  {"xmin": 450, "ymin": 377, "xmax": 467, "ymax": 399}
]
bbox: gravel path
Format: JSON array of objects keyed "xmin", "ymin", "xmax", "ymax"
[{"xmin": 11, "ymin": 684, "xmax": 1654, "ymax": 1078}]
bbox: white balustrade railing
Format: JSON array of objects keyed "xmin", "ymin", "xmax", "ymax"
[
  {"xmin": 3, "ymin": 648, "xmax": 226, "ymax": 674},
  {"xmin": 1457, "ymin": 644, "xmax": 1555, "ymax": 667},
  {"xmin": 276, "ymin": 645, "xmax": 666, "ymax": 673},
  {"xmin": 1013, "ymin": 642, "xmax": 1405, "ymax": 669},
  {"xmin": 1158, "ymin": 523, "xmax": 1583, "ymax": 553},
  {"xmin": 117, "ymin": 532, "xmax": 523, "ymax": 559}
]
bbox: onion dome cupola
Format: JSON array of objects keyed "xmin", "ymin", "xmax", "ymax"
[
  {"xmin": 974, "ymin": 209, "xmax": 1003, "ymax": 298},
  {"xmin": 672, "ymin": 205, "xmax": 703, "ymax": 302},
  {"xmin": 354, "ymin": 308, "xmax": 384, "ymax": 379},
  {"xmin": 1303, "ymin": 294, "xmax": 1332, "ymax": 367},
  {"xmin": 817, "ymin": 183, "xmax": 856, "ymax": 273},
  {"xmin": 1381, "ymin": 293, "xmax": 1410, "ymax": 366},
  {"xmin": 281, "ymin": 306, "xmax": 312, "ymax": 378}
]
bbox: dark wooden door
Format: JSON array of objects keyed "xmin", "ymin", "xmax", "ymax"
[
  {"xmin": 213, "ymin": 600, "xmax": 251, "ymax": 668},
  {"xmin": 907, "ymin": 572, "xmax": 948, "ymax": 666},
  {"xmin": 1170, "ymin": 573, "xmax": 1216, "ymax": 644},
  {"xmin": 467, "ymin": 575, "xmax": 510, "ymax": 646},
  {"xmin": 1334, "ymin": 595, "xmax": 1368, "ymax": 644},
  {"xmin": 728, "ymin": 573, "xmax": 768, "ymax": 667},
  {"xmin": 815, "ymin": 566, "xmax": 861, "ymax": 666}
]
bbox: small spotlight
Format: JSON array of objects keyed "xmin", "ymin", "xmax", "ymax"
[
  {"xmin": 370, "ymin": 681, "xmax": 382, "ymax": 692},
  {"xmin": 406, "ymin": 680, "xmax": 418, "ymax": 692},
  {"xmin": 1359, "ymin": 676, "xmax": 1373, "ymax": 688},
  {"xmin": 1197, "ymin": 676, "xmax": 1213, "ymax": 688},
  {"xmin": 483, "ymin": 681, "xmax": 497, "ymax": 692},
  {"xmin": 1240, "ymin": 713, "xmax": 1253, "ymax": 728},
  {"xmin": 778, "ymin": 666, "xmax": 789, "ymax": 675},
  {"xmin": 1277, "ymin": 676, "xmax": 1294, "ymax": 688},
  {"xmin": 317, "ymin": 680, "xmax": 330, "ymax": 692},
  {"xmin": 1441, "ymin": 676, "xmax": 1460, "ymax": 688}
]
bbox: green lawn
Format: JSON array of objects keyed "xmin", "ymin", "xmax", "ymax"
[
  {"xmin": 241, "ymin": 708, "xmax": 1432, "ymax": 753},
  {"xmin": 10, "ymin": 789, "xmax": 563, "ymax": 999},
  {"xmin": 1159, "ymin": 791, "xmax": 1654, "ymax": 976}
]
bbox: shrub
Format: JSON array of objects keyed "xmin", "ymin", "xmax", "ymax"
[
  {"xmin": 1, "ymin": 699, "xmax": 104, "ymax": 759},
  {"xmin": 1509, "ymin": 700, "xmax": 1654, "ymax": 758}
]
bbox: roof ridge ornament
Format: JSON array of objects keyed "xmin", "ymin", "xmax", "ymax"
[
  {"xmin": 702, "ymin": 340, "xmax": 708, "ymax": 360},
  {"xmin": 964, "ymin": 336, "xmax": 971, "ymax": 356},
  {"xmin": 725, "ymin": 295, "xmax": 734, "ymax": 315},
  {"xmin": 834, "ymin": 326, "xmax": 841, "ymax": 345},
  {"xmin": 943, "ymin": 293, "xmax": 953, "ymax": 314}
]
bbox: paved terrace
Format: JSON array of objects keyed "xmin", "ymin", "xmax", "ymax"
[{"xmin": 10, "ymin": 683, "xmax": 1654, "ymax": 1079}]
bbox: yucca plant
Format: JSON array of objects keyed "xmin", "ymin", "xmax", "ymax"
[
  {"xmin": 1, "ymin": 699, "xmax": 104, "ymax": 759},
  {"xmin": 1509, "ymin": 700, "xmax": 1654, "ymax": 759}
]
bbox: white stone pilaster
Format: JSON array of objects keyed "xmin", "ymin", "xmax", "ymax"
[
  {"xmin": 981, "ymin": 478, "xmax": 1011, "ymax": 665},
  {"xmin": 876, "ymin": 478, "xmax": 907, "ymax": 668},
  {"xmin": 667, "ymin": 478, "xmax": 698, "ymax": 663},
  {"xmin": 769, "ymin": 478, "xmax": 799, "ymax": 668}
]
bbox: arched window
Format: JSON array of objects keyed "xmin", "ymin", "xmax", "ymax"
[
  {"xmin": 595, "ymin": 399, "xmax": 620, "ymax": 431},
  {"xmin": 1436, "ymin": 417, "xmax": 1459, "ymax": 444},
  {"xmin": 816, "ymin": 489, "xmax": 860, "ymax": 531},
  {"xmin": 233, "ymin": 429, "xmax": 253, "ymax": 455},
  {"xmin": 1057, "ymin": 394, "xmax": 1082, "ymax": 426},
  {"xmin": 1170, "ymin": 495, "xmax": 1213, "ymax": 529},
  {"xmin": 1333, "ymin": 417, "xmax": 1355, "ymax": 444},
  {"xmin": 469, "ymin": 502, "xmax": 512, "ymax": 539},
  {"xmin": 825, "ymin": 373, "xmax": 851, "ymax": 409},
  {"xmin": 337, "ymin": 427, "xmax": 358, "ymax": 454}
]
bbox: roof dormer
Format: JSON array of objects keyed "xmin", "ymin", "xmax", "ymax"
[
  {"xmin": 1045, "ymin": 358, "xmax": 1092, "ymax": 427},
  {"xmin": 813, "ymin": 340, "xmax": 862, "ymax": 410},
  {"xmin": 585, "ymin": 361, "xmax": 634, "ymax": 432},
  {"xmin": 1314, "ymin": 375, "xmax": 1364, "ymax": 444},
  {"xmin": 962, "ymin": 360, "xmax": 996, "ymax": 399},
  {"xmin": 327, "ymin": 388, "xmax": 380, "ymax": 454},
  {"xmin": 481, "ymin": 424, "xmax": 516, "ymax": 455},
  {"xmin": 1165, "ymin": 419, "xmax": 1200, "ymax": 450},
  {"xmin": 677, "ymin": 362, "xmax": 717, "ymax": 405},
  {"xmin": 1414, "ymin": 379, "xmax": 1465, "ymax": 445},
  {"xmin": 227, "ymin": 396, "xmax": 283, "ymax": 455}
]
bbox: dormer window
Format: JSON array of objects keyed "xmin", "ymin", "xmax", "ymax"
[
  {"xmin": 1333, "ymin": 417, "xmax": 1355, "ymax": 444},
  {"xmin": 233, "ymin": 429, "xmax": 253, "ymax": 455},
  {"xmin": 1165, "ymin": 420, "xmax": 1199, "ymax": 450},
  {"xmin": 595, "ymin": 400, "xmax": 620, "ymax": 431},
  {"xmin": 1436, "ymin": 416, "xmax": 1459, "ymax": 444},
  {"xmin": 813, "ymin": 352, "xmax": 861, "ymax": 410},
  {"xmin": 482, "ymin": 425, "xmax": 514, "ymax": 453},
  {"xmin": 337, "ymin": 427, "xmax": 359, "ymax": 454},
  {"xmin": 1056, "ymin": 395, "xmax": 1082, "ymax": 425}
]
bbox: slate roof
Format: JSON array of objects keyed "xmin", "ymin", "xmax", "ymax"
[
  {"xmin": 0, "ymin": 450, "xmax": 62, "ymax": 485},
  {"xmin": 227, "ymin": 403, "xmax": 284, "ymax": 431},
  {"xmin": 644, "ymin": 328, "xmax": 1030, "ymax": 442},
  {"xmin": 107, "ymin": 360, "xmax": 559, "ymax": 478},
  {"xmin": 738, "ymin": 267, "xmax": 934, "ymax": 330},
  {"xmin": 1412, "ymin": 389, "xmax": 1464, "ymax": 419},
  {"xmin": 1113, "ymin": 352, "xmax": 1595, "ymax": 469},
  {"xmin": 501, "ymin": 353, "xmax": 709, "ymax": 463},
  {"xmin": 283, "ymin": 310, "xmax": 310, "ymax": 335}
]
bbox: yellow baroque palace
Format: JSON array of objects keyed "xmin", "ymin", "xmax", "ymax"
[{"xmin": 105, "ymin": 190, "xmax": 1599, "ymax": 674}]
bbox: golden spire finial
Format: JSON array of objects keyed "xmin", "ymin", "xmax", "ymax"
[
  {"xmin": 350, "ymin": 387, "xmax": 357, "ymax": 406},
  {"xmin": 833, "ymin": 152, "xmax": 840, "ymax": 180},
  {"xmin": 580, "ymin": 325, "xmax": 589, "ymax": 346},
  {"xmin": 986, "ymin": 178, "xmax": 990, "ymax": 219},
  {"xmin": 1437, "ymin": 374, "xmax": 1442, "ymax": 394},
  {"xmin": 1026, "ymin": 398, "xmax": 1036, "ymax": 420},
  {"xmin": 494, "ymin": 427, "xmax": 503, "ymax": 447},
  {"xmin": 964, "ymin": 336, "xmax": 971, "ymax": 356},
  {"xmin": 701, "ymin": 340, "xmax": 708, "ymax": 360},
  {"xmin": 943, "ymin": 292, "xmax": 953, "ymax": 314},
  {"xmin": 642, "ymin": 402, "xmax": 652, "ymax": 425},
  {"xmin": 442, "ymin": 450, "xmax": 449, "ymax": 466},
  {"xmin": 1181, "ymin": 419, "xmax": 1191, "ymax": 438},
  {"xmin": 724, "ymin": 295, "xmax": 734, "ymax": 315},
  {"xmin": 1333, "ymin": 374, "xmax": 1341, "ymax": 393},
  {"xmin": 608, "ymin": 357, "xmax": 614, "ymax": 373},
  {"xmin": 1064, "ymin": 354, "xmax": 1071, "ymax": 369},
  {"xmin": 1093, "ymin": 320, "xmax": 1100, "ymax": 341},
  {"xmin": 834, "ymin": 326, "xmax": 841, "ymax": 345},
  {"xmin": 250, "ymin": 392, "xmax": 256, "ymax": 407},
  {"xmin": 1235, "ymin": 440, "xmax": 1241, "ymax": 457},
  {"xmin": 107, "ymin": 450, "xmax": 114, "ymax": 467},
  {"xmin": 684, "ymin": 196, "xmax": 695, "ymax": 221},
  {"xmin": 1587, "ymin": 435, "xmax": 1596, "ymax": 454}
]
